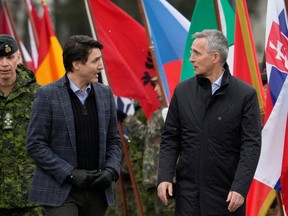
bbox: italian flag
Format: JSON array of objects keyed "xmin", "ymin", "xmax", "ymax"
[{"xmin": 180, "ymin": 0, "xmax": 235, "ymax": 81}]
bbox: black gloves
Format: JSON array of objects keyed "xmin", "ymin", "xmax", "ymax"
[
  {"xmin": 67, "ymin": 169, "xmax": 98, "ymax": 189},
  {"xmin": 67, "ymin": 168, "xmax": 117, "ymax": 190},
  {"xmin": 117, "ymin": 110, "xmax": 127, "ymax": 123},
  {"xmin": 90, "ymin": 168, "xmax": 116, "ymax": 189}
]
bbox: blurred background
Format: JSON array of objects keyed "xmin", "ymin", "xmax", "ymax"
[
  {"xmin": 1, "ymin": 1, "xmax": 279, "ymax": 215},
  {"xmin": 6, "ymin": 0, "xmax": 265, "ymax": 61}
]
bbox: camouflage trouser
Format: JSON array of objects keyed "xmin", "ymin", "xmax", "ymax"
[{"xmin": 0, "ymin": 206, "xmax": 45, "ymax": 216}]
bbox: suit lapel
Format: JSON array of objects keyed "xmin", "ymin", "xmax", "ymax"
[
  {"xmin": 94, "ymin": 84, "xmax": 105, "ymax": 166},
  {"xmin": 57, "ymin": 77, "xmax": 77, "ymax": 154}
]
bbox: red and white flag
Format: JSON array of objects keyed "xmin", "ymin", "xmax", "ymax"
[{"xmin": 247, "ymin": 0, "xmax": 288, "ymax": 214}]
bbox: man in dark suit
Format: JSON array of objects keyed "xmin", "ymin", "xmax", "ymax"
[
  {"xmin": 157, "ymin": 30, "xmax": 261, "ymax": 215},
  {"xmin": 26, "ymin": 35, "xmax": 122, "ymax": 216}
]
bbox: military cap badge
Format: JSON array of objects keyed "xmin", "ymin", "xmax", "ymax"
[
  {"xmin": 4, "ymin": 44, "xmax": 11, "ymax": 53},
  {"xmin": 0, "ymin": 34, "xmax": 18, "ymax": 56}
]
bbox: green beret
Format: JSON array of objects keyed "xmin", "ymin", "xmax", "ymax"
[{"xmin": 0, "ymin": 34, "xmax": 19, "ymax": 56}]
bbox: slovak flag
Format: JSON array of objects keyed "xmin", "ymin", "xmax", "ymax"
[{"xmin": 249, "ymin": 0, "xmax": 288, "ymax": 214}]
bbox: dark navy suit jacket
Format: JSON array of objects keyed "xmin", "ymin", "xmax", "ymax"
[{"xmin": 26, "ymin": 76, "xmax": 122, "ymax": 206}]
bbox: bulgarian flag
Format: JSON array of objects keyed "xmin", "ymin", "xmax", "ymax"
[
  {"xmin": 180, "ymin": 0, "xmax": 235, "ymax": 81},
  {"xmin": 36, "ymin": 3, "xmax": 65, "ymax": 85}
]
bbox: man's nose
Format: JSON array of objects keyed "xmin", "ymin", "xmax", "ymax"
[
  {"xmin": 98, "ymin": 61, "xmax": 104, "ymax": 70},
  {"xmin": 0, "ymin": 58, "xmax": 9, "ymax": 66},
  {"xmin": 189, "ymin": 54, "xmax": 195, "ymax": 62}
]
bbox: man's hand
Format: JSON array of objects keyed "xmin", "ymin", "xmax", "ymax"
[
  {"xmin": 68, "ymin": 169, "xmax": 98, "ymax": 189},
  {"xmin": 90, "ymin": 169, "xmax": 115, "ymax": 189},
  {"xmin": 226, "ymin": 191, "xmax": 244, "ymax": 212},
  {"xmin": 157, "ymin": 181, "xmax": 173, "ymax": 206}
]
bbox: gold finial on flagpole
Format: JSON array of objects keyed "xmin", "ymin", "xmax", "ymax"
[{"xmin": 42, "ymin": 0, "xmax": 47, "ymax": 6}]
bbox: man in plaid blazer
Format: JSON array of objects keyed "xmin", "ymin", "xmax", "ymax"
[{"xmin": 26, "ymin": 35, "xmax": 122, "ymax": 216}]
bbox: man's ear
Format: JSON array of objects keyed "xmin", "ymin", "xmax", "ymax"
[
  {"xmin": 16, "ymin": 51, "xmax": 21, "ymax": 64},
  {"xmin": 212, "ymin": 52, "xmax": 221, "ymax": 64},
  {"xmin": 72, "ymin": 61, "xmax": 80, "ymax": 71}
]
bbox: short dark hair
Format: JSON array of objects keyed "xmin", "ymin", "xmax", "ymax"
[{"xmin": 62, "ymin": 35, "xmax": 103, "ymax": 72}]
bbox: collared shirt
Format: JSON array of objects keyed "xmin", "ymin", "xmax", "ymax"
[
  {"xmin": 68, "ymin": 78, "xmax": 91, "ymax": 105},
  {"xmin": 211, "ymin": 71, "xmax": 224, "ymax": 95}
]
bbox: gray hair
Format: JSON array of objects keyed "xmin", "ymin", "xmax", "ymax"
[{"xmin": 192, "ymin": 29, "xmax": 229, "ymax": 65}]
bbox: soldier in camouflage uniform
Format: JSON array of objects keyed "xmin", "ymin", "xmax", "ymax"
[
  {"xmin": 122, "ymin": 80, "xmax": 175, "ymax": 215},
  {"xmin": 0, "ymin": 35, "xmax": 43, "ymax": 216}
]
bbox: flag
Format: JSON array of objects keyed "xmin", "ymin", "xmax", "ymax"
[
  {"xmin": 0, "ymin": 3, "xmax": 35, "ymax": 71},
  {"xmin": 35, "ymin": 3, "xmax": 65, "ymax": 85},
  {"xmin": 0, "ymin": 5, "xmax": 12, "ymax": 35},
  {"xmin": 141, "ymin": 0, "xmax": 190, "ymax": 101},
  {"xmin": 233, "ymin": 2, "xmax": 266, "ymax": 213},
  {"xmin": 27, "ymin": 0, "xmax": 41, "ymax": 34},
  {"xmin": 247, "ymin": 0, "xmax": 288, "ymax": 214},
  {"xmin": 115, "ymin": 96, "xmax": 135, "ymax": 116},
  {"xmin": 26, "ymin": 0, "xmax": 41, "ymax": 69},
  {"xmin": 86, "ymin": 0, "xmax": 160, "ymax": 119},
  {"xmin": 180, "ymin": 0, "xmax": 235, "ymax": 81},
  {"xmin": 233, "ymin": 0, "xmax": 265, "ymax": 118}
]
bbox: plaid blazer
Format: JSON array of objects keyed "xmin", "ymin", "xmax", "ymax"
[{"xmin": 26, "ymin": 76, "xmax": 122, "ymax": 207}]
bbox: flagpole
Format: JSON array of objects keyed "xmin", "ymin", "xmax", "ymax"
[
  {"xmin": 214, "ymin": 0, "xmax": 222, "ymax": 31},
  {"xmin": 84, "ymin": 1, "xmax": 144, "ymax": 215},
  {"xmin": 2, "ymin": 0, "xmax": 26, "ymax": 66},
  {"xmin": 118, "ymin": 173, "xmax": 129, "ymax": 216},
  {"xmin": 118, "ymin": 122, "xmax": 144, "ymax": 216},
  {"xmin": 84, "ymin": 0, "xmax": 109, "ymax": 86},
  {"xmin": 285, "ymin": 0, "xmax": 288, "ymax": 17},
  {"xmin": 276, "ymin": 191, "xmax": 285, "ymax": 216},
  {"xmin": 137, "ymin": 0, "xmax": 169, "ymax": 107},
  {"xmin": 24, "ymin": 0, "xmax": 39, "ymax": 49}
]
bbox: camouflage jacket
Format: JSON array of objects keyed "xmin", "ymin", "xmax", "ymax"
[
  {"xmin": 0, "ymin": 64, "xmax": 39, "ymax": 209},
  {"xmin": 123, "ymin": 107, "xmax": 164, "ymax": 189}
]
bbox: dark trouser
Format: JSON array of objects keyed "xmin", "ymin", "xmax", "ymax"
[
  {"xmin": 0, "ymin": 207, "xmax": 44, "ymax": 216},
  {"xmin": 45, "ymin": 187, "xmax": 108, "ymax": 216}
]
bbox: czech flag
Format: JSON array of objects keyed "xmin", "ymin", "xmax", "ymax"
[{"xmin": 141, "ymin": 0, "xmax": 190, "ymax": 102}]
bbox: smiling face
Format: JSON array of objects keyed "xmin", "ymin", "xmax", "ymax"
[
  {"xmin": 189, "ymin": 37, "xmax": 217, "ymax": 78},
  {"xmin": 0, "ymin": 51, "xmax": 20, "ymax": 83},
  {"xmin": 71, "ymin": 48, "xmax": 104, "ymax": 87}
]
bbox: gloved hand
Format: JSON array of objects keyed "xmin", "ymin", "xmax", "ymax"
[
  {"xmin": 117, "ymin": 110, "xmax": 127, "ymax": 123},
  {"xmin": 90, "ymin": 168, "xmax": 116, "ymax": 189},
  {"xmin": 67, "ymin": 169, "xmax": 98, "ymax": 189}
]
